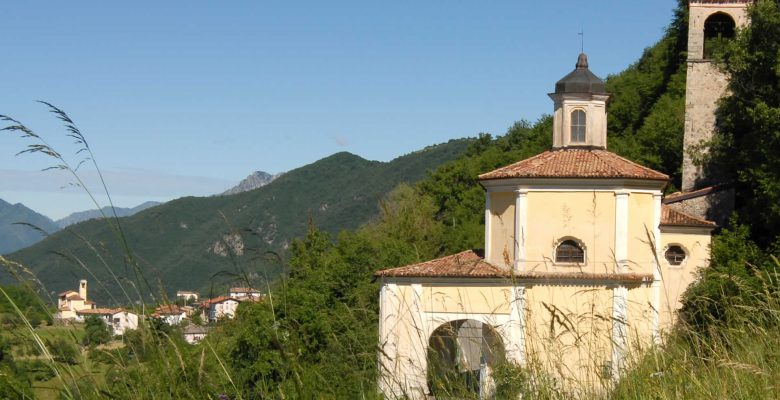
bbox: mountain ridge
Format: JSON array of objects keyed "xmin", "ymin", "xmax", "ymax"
[
  {"xmin": 0, "ymin": 199, "xmax": 61, "ymax": 255},
  {"xmin": 56, "ymin": 201, "xmax": 162, "ymax": 228}
]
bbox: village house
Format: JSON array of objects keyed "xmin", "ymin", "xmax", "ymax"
[
  {"xmin": 183, "ymin": 324, "xmax": 210, "ymax": 344},
  {"xmin": 376, "ymin": 48, "xmax": 721, "ymax": 398},
  {"xmin": 200, "ymin": 296, "xmax": 241, "ymax": 322},
  {"xmin": 54, "ymin": 279, "xmax": 96, "ymax": 321},
  {"xmin": 176, "ymin": 290, "xmax": 199, "ymax": 303},
  {"xmin": 76, "ymin": 308, "xmax": 139, "ymax": 335},
  {"xmin": 152, "ymin": 304, "xmax": 188, "ymax": 326},
  {"xmin": 228, "ymin": 287, "xmax": 263, "ymax": 301}
]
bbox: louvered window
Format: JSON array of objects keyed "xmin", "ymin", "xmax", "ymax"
[{"xmin": 556, "ymin": 240, "xmax": 585, "ymax": 263}]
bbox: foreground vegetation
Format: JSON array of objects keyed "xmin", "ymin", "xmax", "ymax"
[{"xmin": 3, "ymin": 0, "xmax": 780, "ymax": 398}]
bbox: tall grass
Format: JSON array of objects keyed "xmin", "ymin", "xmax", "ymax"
[{"xmin": 0, "ymin": 105, "xmax": 245, "ymax": 399}]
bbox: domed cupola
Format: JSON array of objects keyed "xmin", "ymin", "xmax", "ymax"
[{"xmin": 548, "ymin": 53, "xmax": 611, "ymax": 149}]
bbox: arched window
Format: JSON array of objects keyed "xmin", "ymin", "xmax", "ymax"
[
  {"xmin": 703, "ymin": 12, "xmax": 736, "ymax": 59},
  {"xmin": 556, "ymin": 239, "xmax": 585, "ymax": 264},
  {"xmin": 570, "ymin": 109, "xmax": 586, "ymax": 143},
  {"xmin": 665, "ymin": 245, "xmax": 687, "ymax": 266}
]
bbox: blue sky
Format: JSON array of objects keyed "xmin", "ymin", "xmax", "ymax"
[{"xmin": 0, "ymin": 1, "xmax": 679, "ymax": 219}]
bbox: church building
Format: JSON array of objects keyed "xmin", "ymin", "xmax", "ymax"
[{"xmin": 376, "ymin": 52, "xmax": 716, "ymax": 398}]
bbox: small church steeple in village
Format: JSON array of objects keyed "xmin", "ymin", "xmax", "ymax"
[{"xmin": 548, "ymin": 53, "xmax": 611, "ymax": 149}]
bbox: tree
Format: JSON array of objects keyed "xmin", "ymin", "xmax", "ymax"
[
  {"xmin": 713, "ymin": 0, "xmax": 780, "ymax": 245},
  {"xmin": 82, "ymin": 316, "xmax": 111, "ymax": 346}
]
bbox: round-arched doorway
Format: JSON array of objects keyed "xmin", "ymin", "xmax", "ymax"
[{"xmin": 427, "ymin": 319, "xmax": 506, "ymax": 399}]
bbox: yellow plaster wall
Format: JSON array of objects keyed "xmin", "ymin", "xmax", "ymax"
[
  {"xmin": 658, "ymin": 230, "xmax": 711, "ymax": 329},
  {"xmin": 627, "ymin": 193, "xmax": 656, "ymax": 275},
  {"xmin": 626, "ymin": 286, "xmax": 654, "ymax": 353},
  {"xmin": 525, "ymin": 191, "xmax": 616, "ymax": 274},
  {"xmin": 423, "ymin": 284, "xmax": 511, "ymax": 315},
  {"xmin": 489, "ymin": 192, "xmax": 515, "ymax": 268},
  {"xmin": 524, "ymin": 284, "xmax": 614, "ymax": 388}
]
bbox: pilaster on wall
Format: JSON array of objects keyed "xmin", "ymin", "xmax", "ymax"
[
  {"xmin": 652, "ymin": 194, "xmax": 663, "ymax": 344},
  {"xmin": 514, "ymin": 190, "xmax": 528, "ymax": 272},
  {"xmin": 506, "ymin": 285, "xmax": 526, "ymax": 365},
  {"xmin": 485, "ymin": 192, "xmax": 492, "ymax": 261},
  {"xmin": 611, "ymin": 285, "xmax": 628, "ymax": 379},
  {"xmin": 614, "ymin": 191, "xmax": 630, "ymax": 273},
  {"xmin": 406, "ymin": 283, "xmax": 428, "ymax": 398},
  {"xmin": 378, "ymin": 283, "xmax": 400, "ymax": 398}
]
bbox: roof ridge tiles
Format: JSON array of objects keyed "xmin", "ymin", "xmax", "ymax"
[{"xmin": 478, "ymin": 148, "xmax": 669, "ymax": 181}]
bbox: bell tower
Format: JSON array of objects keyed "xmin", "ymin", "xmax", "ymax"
[
  {"xmin": 79, "ymin": 279, "xmax": 87, "ymax": 301},
  {"xmin": 682, "ymin": 0, "xmax": 749, "ymax": 191},
  {"xmin": 548, "ymin": 53, "xmax": 611, "ymax": 149}
]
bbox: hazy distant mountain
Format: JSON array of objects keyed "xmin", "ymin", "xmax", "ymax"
[
  {"xmin": 221, "ymin": 171, "xmax": 282, "ymax": 195},
  {"xmin": 56, "ymin": 201, "xmax": 161, "ymax": 228},
  {"xmin": 0, "ymin": 199, "xmax": 61, "ymax": 254}
]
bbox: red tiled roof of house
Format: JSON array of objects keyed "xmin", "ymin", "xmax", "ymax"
[
  {"xmin": 229, "ymin": 287, "xmax": 261, "ymax": 293},
  {"xmin": 65, "ymin": 293, "xmax": 84, "ymax": 301},
  {"xmin": 199, "ymin": 296, "xmax": 240, "ymax": 308},
  {"xmin": 154, "ymin": 304, "xmax": 184, "ymax": 315},
  {"xmin": 58, "ymin": 290, "xmax": 78, "ymax": 297},
  {"xmin": 375, "ymin": 250, "xmax": 653, "ymax": 282},
  {"xmin": 661, "ymin": 205, "xmax": 716, "ymax": 228},
  {"xmin": 478, "ymin": 149, "xmax": 669, "ymax": 181},
  {"xmin": 375, "ymin": 250, "xmax": 508, "ymax": 278}
]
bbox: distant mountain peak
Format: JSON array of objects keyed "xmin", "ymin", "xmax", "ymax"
[{"xmin": 221, "ymin": 170, "xmax": 282, "ymax": 196}]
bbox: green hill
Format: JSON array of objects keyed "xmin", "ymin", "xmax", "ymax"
[{"xmin": 5, "ymin": 140, "xmax": 469, "ymax": 304}]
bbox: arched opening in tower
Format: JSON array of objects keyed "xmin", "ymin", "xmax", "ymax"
[{"xmin": 703, "ymin": 12, "xmax": 736, "ymax": 59}]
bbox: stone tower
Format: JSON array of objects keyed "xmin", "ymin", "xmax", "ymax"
[
  {"xmin": 682, "ymin": 0, "xmax": 749, "ymax": 190},
  {"xmin": 667, "ymin": 0, "xmax": 749, "ymax": 225}
]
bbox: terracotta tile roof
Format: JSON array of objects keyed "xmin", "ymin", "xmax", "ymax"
[
  {"xmin": 478, "ymin": 149, "xmax": 669, "ymax": 181},
  {"xmin": 375, "ymin": 250, "xmax": 654, "ymax": 283},
  {"xmin": 58, "ymin": 290, "xmax": 78, "ymax": 297},
  {"xmin": 154, "ymin": 305, "xmax": 185, "ymax": 315},
  {"xmin": 229, "ymin": 287, "xmax": 261, "ymax": 293},
  {"xmin": 65, "ymin": 293, "xmax": 84, "ymax": 301},
  {"xmin": 663, "ymin": 184, "xmax": 733, "ymax": 204},
  {"xmin": 199, "ymin": 296, "xmax": 240, "ymax": 308},
  {"xmin": 183, "ymin": 325, "xmax": 210, "ymax": 335},
  {"xmin": 77, "ymin": 308, "xmax": 125, "ymax": 315},
  {"xmin": 661, "ymin": 205, "xmax": 716, "ymax": 228},
  {"xmin": 375, "ymin": 250, "xmax": 509, "ymax": 278}
]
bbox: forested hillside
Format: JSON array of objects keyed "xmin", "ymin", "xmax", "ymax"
[{"xmin": 5, "ymin": 140, "xmax": 469, "ymax": 304}]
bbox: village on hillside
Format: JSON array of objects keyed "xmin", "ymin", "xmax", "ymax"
[{"xmin": 54, "ymin": 279, "xmax": 263, "ymax": 344}]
